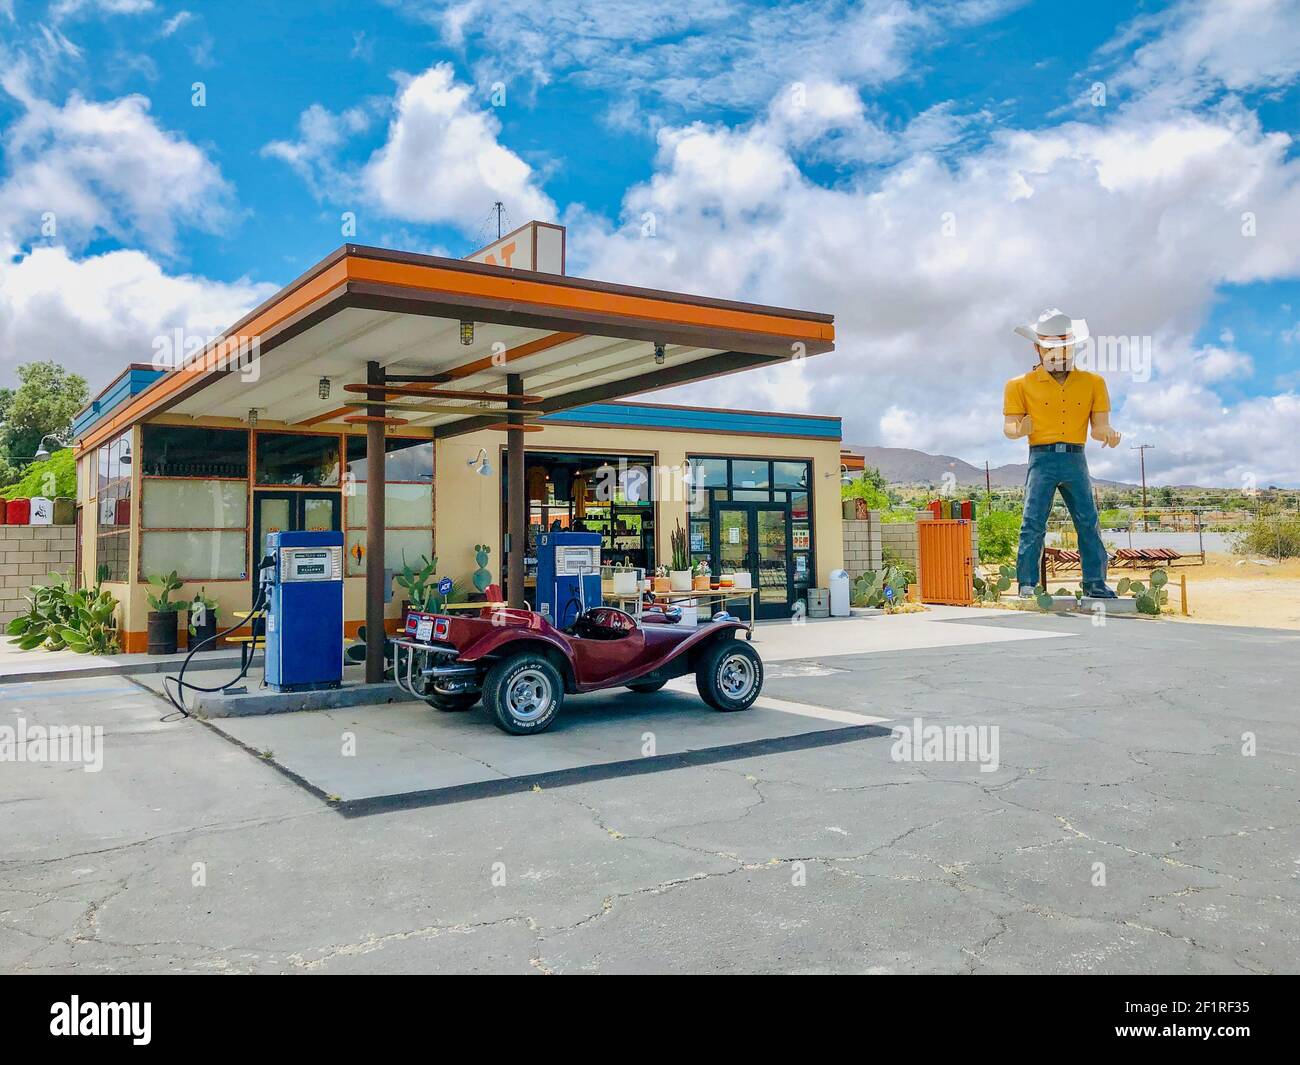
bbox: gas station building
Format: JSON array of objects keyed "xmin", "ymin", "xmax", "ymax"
[{"xmin": 72, "ymin": 226, "xmax": 841, "ymax": 658}]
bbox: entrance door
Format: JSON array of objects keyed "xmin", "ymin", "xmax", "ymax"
[
  {"xmin": 714, "ymin": 502, "xmax": 793, "ymax": 619},
  {"xmin": 253, "ymin": 491, "xmax": 340, "ymax": 567}
]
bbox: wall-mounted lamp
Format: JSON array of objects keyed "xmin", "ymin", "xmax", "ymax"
[
  {"xmin": 654, "ymin": 342, "xmax": 666, "ymax": 366},
  {"xmin": 460, "ymin": 321, "xmax": 475, "ymax": 345},
  {"xmin": 466, "ymin": 447, "xmax": 493, "ymax": 477},
  {"xmin": 32, "ymin": 433, "xmax": 68, "ymax": 462},
  {"xmin": 318, "ymin": 376, "xmax": 331, "ymax": 399},
  {"xmin": 840, "ymin": 464, "xmax": 852, "ymax": 485}
]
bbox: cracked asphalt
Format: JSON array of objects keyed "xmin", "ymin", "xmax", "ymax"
[{"xmin": 2, "ymin": 613, "xmax": 1298, "ymax": 974}]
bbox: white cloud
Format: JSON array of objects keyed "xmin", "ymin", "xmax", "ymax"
[
  {"xmin": 267, "ymin": 63, "xmax": 555, "ymax": 234},
  {"xmin": 51, "ymin": 0, "xmax": 156, "ymax": 20},
  {"xmin": 0, "ymin": 79, "xmax": 233, "ymax": 256},
  {"xmin": 397, "ymin": 0, "xmax": 1015, "ymax": 116},
  {"xmin": 565, "ymin": 89, "xmax": 1300, "ymax": 486},
  {"xmin": 1104, "ymin": 0, "xmax": 1300, "ymax": 106},
  {"xmin": 0, "ymin": 243, "xmax": 276, "ymax": 389},
  {"xmin": 362, "ymin": 64, "xmax": 554, "ymax": 230}
]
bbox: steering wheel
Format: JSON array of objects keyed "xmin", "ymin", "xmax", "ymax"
[{"xmin": 574, "ymin": 606, "xmax": 637, "ymax": 638}]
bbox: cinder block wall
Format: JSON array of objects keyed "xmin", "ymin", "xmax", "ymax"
[
  {"xmin": 842, "ymin": 513, "xmax": 882, "ymax": 578},
  {"xmin": 0, "ymin": 525, "xmax": 78, "ymax": 625}
]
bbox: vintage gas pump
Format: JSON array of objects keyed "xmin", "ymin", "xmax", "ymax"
[
  {"xmin": 534, "ymin": 531, "xmax": 601, "ymax": 628},
  {"xmin": 264, "ymin": 530, "xmax": 344, "ymax": 692}
]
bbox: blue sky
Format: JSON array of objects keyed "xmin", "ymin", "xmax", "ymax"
[{"xmin": 2, "ymin": 0, "xmax": 1299, "ymax": 486}]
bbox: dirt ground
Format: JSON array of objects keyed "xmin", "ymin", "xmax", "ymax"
[
  {"xmin": 981, "ymin": 552, "xmax": 1300, "ymax": 630},
  {"xmin": 1164, "ymin": 552, "xmax": 1300, "ymax": 631}
]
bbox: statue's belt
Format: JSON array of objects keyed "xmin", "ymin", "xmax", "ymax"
[{"xmin": 1029, "ymin": 443, "xmax": 1084, "ymax": 453}]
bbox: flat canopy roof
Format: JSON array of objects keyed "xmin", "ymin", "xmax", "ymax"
[{"xmin": 76, "ymin": 244, "xmax": 834, "ymax": 452}]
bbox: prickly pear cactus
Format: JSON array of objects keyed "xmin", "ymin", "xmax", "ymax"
[{"xmin": 472, "ymin": 543, "xmax": 492, "ymax": 593}]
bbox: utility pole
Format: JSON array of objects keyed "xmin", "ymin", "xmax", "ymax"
[
  {"xmin": 1130, "ymin": 443, "xmax": 1155, "ymax": 532},
  {"xmin": 984, "ymin": 460, "xmax": 991, "ymax": 505},
  {"xmin": 493, "ymin": 201, "xmax": 505, "ymax": 239}
]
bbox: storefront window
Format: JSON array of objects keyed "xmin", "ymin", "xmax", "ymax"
[
  {"xmin": 773, "ymin": 460, "xmax": 809, "ymax": 489},
  {"xmin": 255, "ymin": 432, "xmax": 340, "ymax": 486},
  {"xmin": 731, "ymin": 458, "xmax": 770, "ymax": 489},
  {"xmin": 345, "ymin": 436, "xmax": 434, "ymax": 482},
  {"xmin": 343, "ymin": 438, "xmax": 434, "ymax": 576},
  {"xmin": 141, "ymin": 425, "xmax": 248, "ymax": 478},
  {"xmin": 140, "ymin": 478, "xmax": 249, "ymax": 580},
  {"xmin": 95, "ymin": 431, "xmax": 131, "ymax": 581}
]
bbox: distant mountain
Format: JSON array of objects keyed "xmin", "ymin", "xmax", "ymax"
[{"xmin": 846, "ymin": 445, "xmax": 1135, "ymax": 489}]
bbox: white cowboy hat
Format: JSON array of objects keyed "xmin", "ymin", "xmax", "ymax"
[{"xmin": 1014, "ymin": 308, "xmax": 1089, "ymax": 348}]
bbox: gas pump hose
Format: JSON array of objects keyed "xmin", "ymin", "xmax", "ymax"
[{"xmin": 161, "ymin": 556, "xmax": 274, "ymax": 720}]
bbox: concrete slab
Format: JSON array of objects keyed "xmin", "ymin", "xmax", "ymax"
[
  {"xmin": 999, "ymin": 594, "xmax": 1140, "ymax": 615},
  {"xmin": 196, "ymin": 685, "xmax": 891, "ymax": 812},
  {"xmin": 0, "ymin": 641, "xmax": 253, "ymax": 684}
]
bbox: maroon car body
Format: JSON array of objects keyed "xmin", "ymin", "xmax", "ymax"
[
  {"xmin": 401, "ymin": 605, "xmax": 750, "ymax": 692},
  {"xmin": 392, "ymin": 603, "xmax": 763, "ymax": 734}
]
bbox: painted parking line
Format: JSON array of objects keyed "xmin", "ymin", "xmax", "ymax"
[{"xmin": 663, "ymin": 678, "xmax": 889, "ymax": 726}]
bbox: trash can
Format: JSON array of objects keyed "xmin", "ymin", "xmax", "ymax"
[
  {"xmin": 807, "ymin": 587, "xmax": 830, "ymax": 618},
  {"xmin": 829, "ymin": 569, "xmax": 851, "ymax": 617}
]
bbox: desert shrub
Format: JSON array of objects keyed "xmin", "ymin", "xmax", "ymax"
[
  {"xmin": 1231, "ymin": 509, "xmax": 1300, "ymax": 559},
  {"xmin": 978, "ymin": 509, "xmax": 1021, "ymax": 565}
]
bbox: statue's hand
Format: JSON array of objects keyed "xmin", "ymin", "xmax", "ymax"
[
  {"xmin": 1104, "ymin": 427, "xmax": 1121, "ymax": 448},
  {"xmin": 1018, "ymin": 415, "xmax": 1033, "ymax": 436}
]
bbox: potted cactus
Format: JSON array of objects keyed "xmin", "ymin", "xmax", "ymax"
[
  {"xmin": 146, "ymin": 570, "xmax": 184, "ymax": 655},
  {"xmin": 670, "ymin": 521, "xmax": 692, "ymax": 591},
  {"xmin": 471, "ymin": 544, "xmax": 493, "ymax": 596}
]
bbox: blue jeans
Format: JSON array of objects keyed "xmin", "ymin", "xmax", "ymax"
[{"xmin": 1017, "ymin": 448, "xmax": 1108, "ymax": 590}]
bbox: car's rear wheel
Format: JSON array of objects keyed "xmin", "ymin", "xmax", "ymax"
[
  {"xmin": 626, "ymin": 678, "xmax": 667, "ymax": 693},
  {"xmin": 424, "ymin": 691, "xmax": 480, "ymax": 712},
  {"xmin": 695, "ymin": 638, "xmax": 762, "ymax": 712},
  {"xmin": 483, "ymin": 654, "xmax": 564, "ymax": 735}
]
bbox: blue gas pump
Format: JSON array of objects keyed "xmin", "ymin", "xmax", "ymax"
[
  {"xmin": 264, "ymin": 530, "xmax": 344, "ymax": 692},
  {"xmin": 534, "ymin": 531, "xmax": 601, "ymax": 629}
]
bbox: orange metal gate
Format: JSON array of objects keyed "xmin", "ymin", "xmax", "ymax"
[{"xmin": 917, "ymin": 519, "xmax": 975, "ymax": 605}]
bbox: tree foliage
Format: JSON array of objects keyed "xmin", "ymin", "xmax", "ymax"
[{"xmin": 0, "ymin": 362, "xmax": 89, "ymax": 486}]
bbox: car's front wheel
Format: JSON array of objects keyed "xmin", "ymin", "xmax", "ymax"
[
  {"xmin": 695, "ymin": 638, "xmax": 763, "ymax": 712},
  {"xmin": 483, "ymin": 653, "xmax": 564, "ymax": 734}
]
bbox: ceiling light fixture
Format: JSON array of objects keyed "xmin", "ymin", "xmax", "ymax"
[
  {"xmin": 318, "ymin": 376, "xmax": 331, "ymax": 399},
  {"xmin": 460, "ymin": 321, "xmax": 475, "ymax": 345},
  {"xmin": 248, "ymin": 408, "xmax": 259, "ymax": 427},
  {"xmin": 654, "ymin": 342, "xmax": 666, "ymax": 365}
]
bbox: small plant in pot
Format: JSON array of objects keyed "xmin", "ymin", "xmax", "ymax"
[
  {"xmin": 186, "ymin": 587, "xmax": 221, "ymax": 650},
  {"xmin": 692, "ymin": 558, "xmax": 712, "ymax": 591},
  {"xmin": 395, "ymin": 554, "xmax": 438, "ymax": 618},
  {"xmin": 652, "ymin": 564, "xmax": 671, "ymax": 594},
  {"xmin": 669, "ymin": 521, "xmax": 692, "ymax": 591},
  {"xmin": 146, "ymin": 570, "xmax": 184, "ymax": 655}
]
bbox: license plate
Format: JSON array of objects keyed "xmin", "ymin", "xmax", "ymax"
[{"xmin": 415, "ymin": 618, "xmax": 434, "ymax": 642}]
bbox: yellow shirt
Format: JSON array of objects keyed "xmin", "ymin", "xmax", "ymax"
[{"xmin": 1003, "ymin": 366, "xmax": 1109, "ymax": 446}]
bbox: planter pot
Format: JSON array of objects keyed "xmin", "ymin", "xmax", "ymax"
[
  {"xmin": 670, "ymin": 570, "xmax": 692, "ymax": 592},
  {"xmin": 842, "ymin": 499, "xmax": 856, "ymax": 520},
  {"xmin": 652, "ymin": 577, "xmax": 671, "ymax": 593},
  {"xmin": 693, "ymin": 575, "xmax": 711, "ymax": 591},
  {"xmin": 731, "ymin": 572, "xmax": 752, "ymax": 589},
  {"xmin": 187, "ymin": 616, "xmax": 219, "ymax": 651},
  {"xmin": 147, "ymin": 610, "xmax": 179, "ymax": 656}
]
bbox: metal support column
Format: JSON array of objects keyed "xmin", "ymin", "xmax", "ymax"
[
  {"xmin": 507, "ymin": 373, "xmax": 526, "ymax": 609},
  {"xmin": 365, "ymin": 361, "xmax": 387, "ymax": 683}
]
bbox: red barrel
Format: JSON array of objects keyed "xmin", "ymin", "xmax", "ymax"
[{"xmin": 6, "ymin": 498, "xmax": 30, "ymax": 525}]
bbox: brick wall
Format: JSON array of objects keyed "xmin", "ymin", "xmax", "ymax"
[{"xmin": 0, "ymin": 525, "xmax": 78, "ymax": 625}]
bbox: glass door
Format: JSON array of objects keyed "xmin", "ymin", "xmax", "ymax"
[
  {"xmin": 713, "ymin": 501, "xmax": 793, "ymax": 619},
  {"xmin": 253, "ymin": 491, "xmax": 340, "ymax": 567}
]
